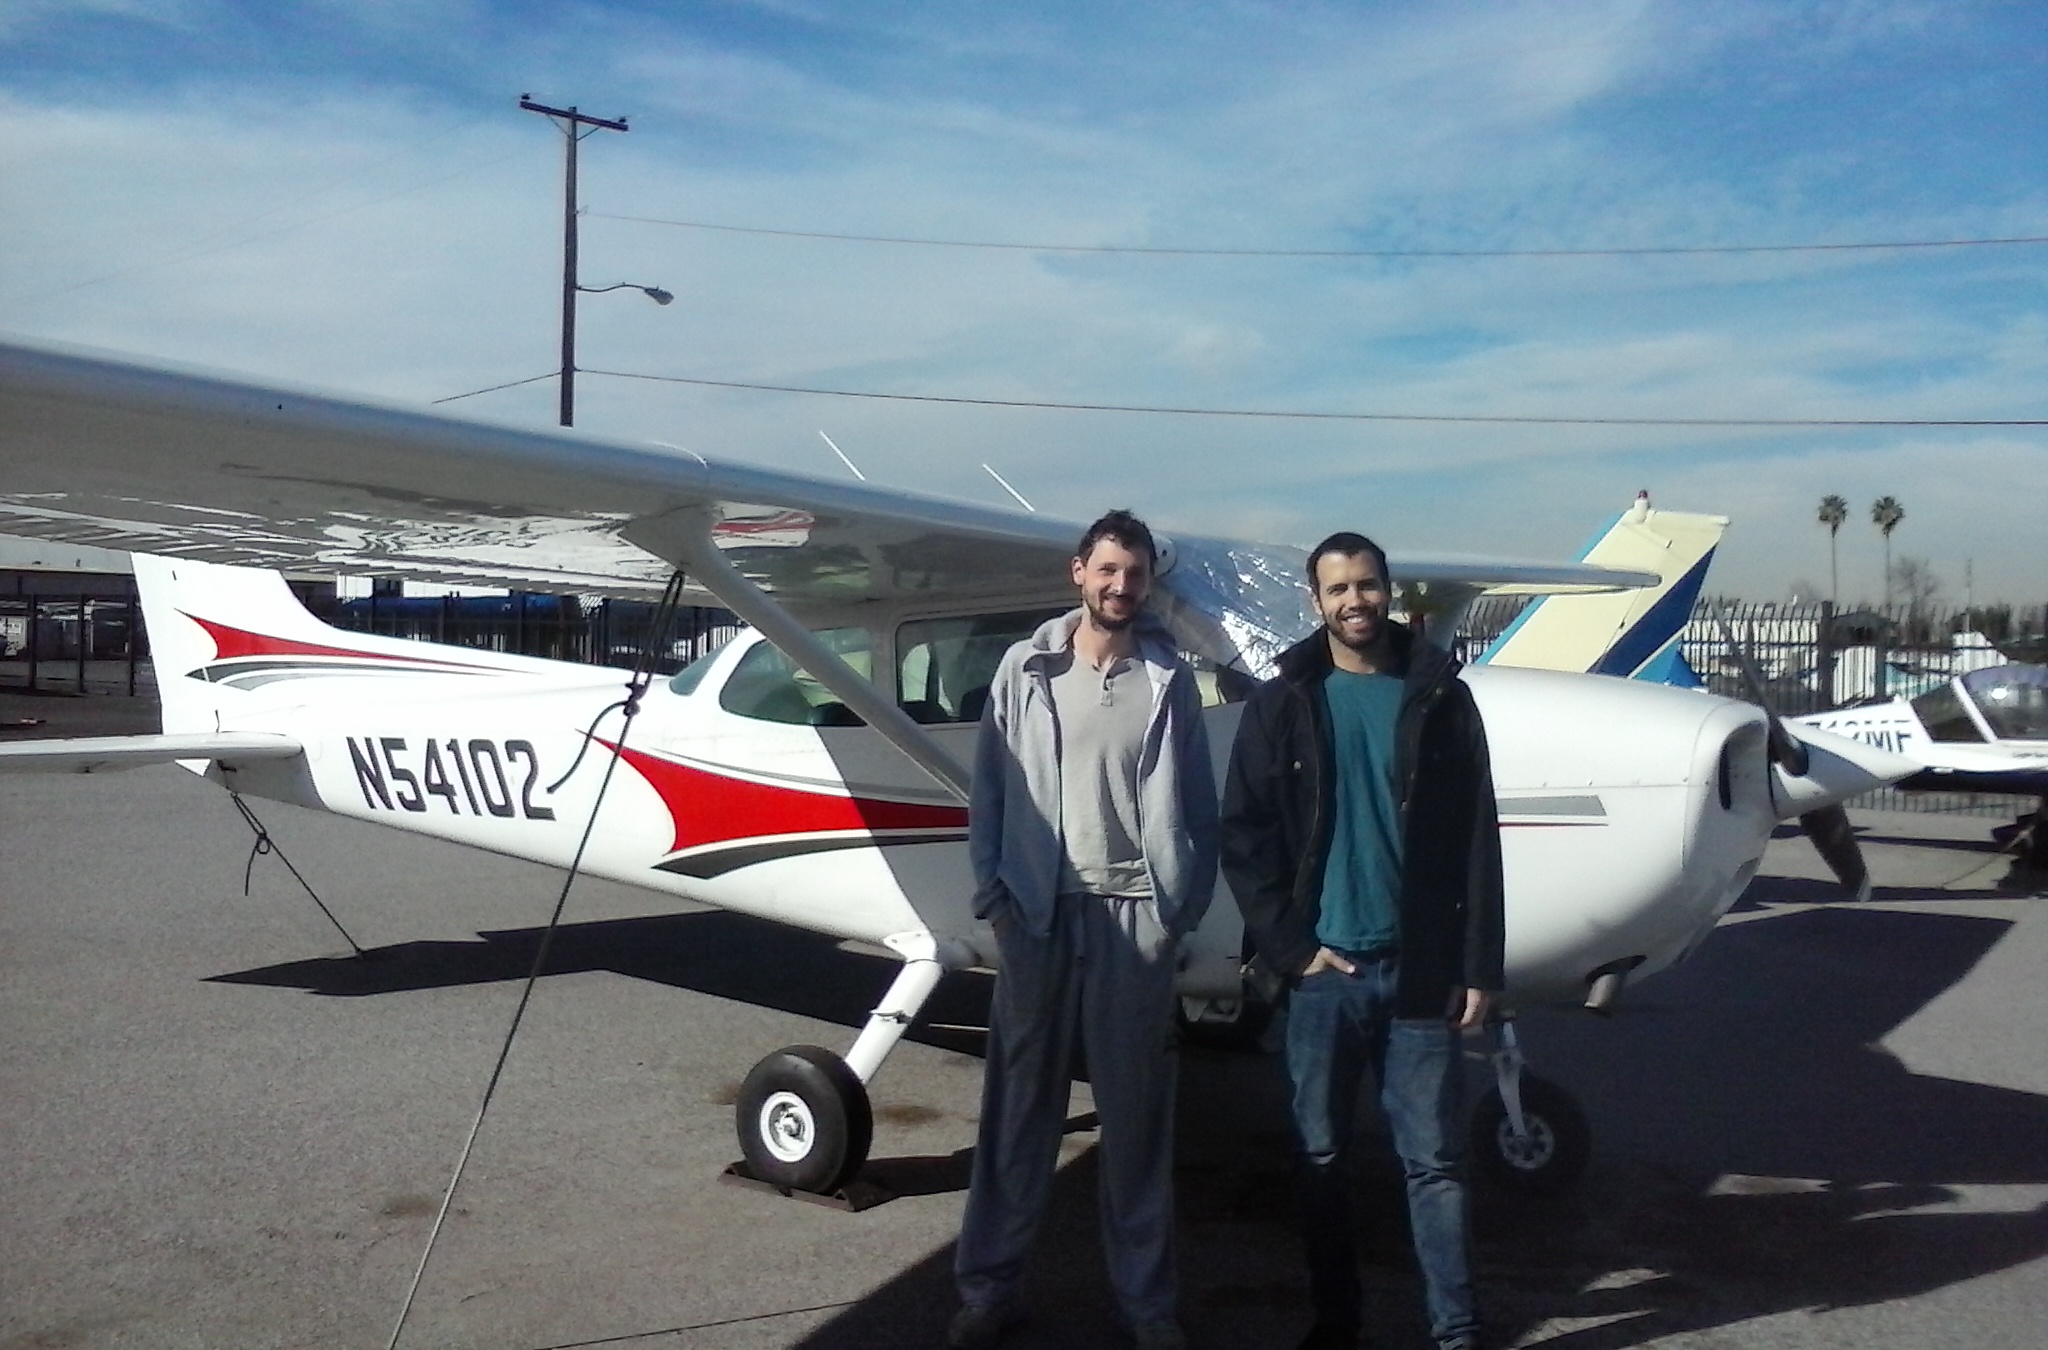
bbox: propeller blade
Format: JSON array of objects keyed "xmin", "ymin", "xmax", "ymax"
[
  {"xmin": 1715, "ymin": 598, "xmax": 1911, "ymax": 899},
  {"xmin": 1800, "ymin": 803, "xmax": 1871, "ymax": 901},
  {"xmin": 1711, "ymin": 600, "xmax": 1809, "ymax": 774}
]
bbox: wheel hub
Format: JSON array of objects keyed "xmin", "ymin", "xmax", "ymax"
[
  {"xmin": 1497, "ymin": 1115, "xmax": 1556, "ymax": 1170},
  {"xmin": 759, "ymin": 1090, "xmax": 816, "ymax": 1163}
]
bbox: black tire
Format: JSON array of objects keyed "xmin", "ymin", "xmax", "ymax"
[
  {"xmin": 1468, "ymin": 1073, "xmax": 1591, "ymax": 1195},
  {"xmin": 735, "ymin": 1045, "xmax": 873, "ymax": 1194}
]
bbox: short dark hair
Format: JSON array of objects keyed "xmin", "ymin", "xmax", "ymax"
[
  {"xmin": 1076, "ymin": 508, "xmax": 1157, "ymax": 565},
  {"xmin": 1306, "ymin": 531, "xmax": 1389, "ymax": 590}
]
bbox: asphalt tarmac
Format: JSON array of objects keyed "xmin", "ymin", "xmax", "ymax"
[{"xmin": 3, "ymin": 689, "xmax": 2045, "ymax": 1350}]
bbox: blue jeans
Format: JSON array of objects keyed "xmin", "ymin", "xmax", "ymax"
[{"xmin": 1284, "ymin": 954, "xmax": 1479, "ymax": 1343}]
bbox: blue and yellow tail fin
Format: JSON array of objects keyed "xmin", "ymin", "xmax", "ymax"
[{"xmin": 1475, "ymin": 492, "xmax": 1724, "ymax": 682}]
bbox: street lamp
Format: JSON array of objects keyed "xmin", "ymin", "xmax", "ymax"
[
  {"xmin": 579, "ymin": 283, "xmax": 674, "ymax": 305},
  {"xmin": 520, "ymin": 96, "xmax": 671, "ymax": 428}
]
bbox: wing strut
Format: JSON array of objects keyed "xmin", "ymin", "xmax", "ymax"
[{"xmin": 659, "ymin": 517, "xmax": 972, "ymax": 804}]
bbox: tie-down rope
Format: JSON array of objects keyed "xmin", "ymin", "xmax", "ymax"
[{"xmin": 387, "ymin": 568, "xmax": 691, "ymax": 1350}]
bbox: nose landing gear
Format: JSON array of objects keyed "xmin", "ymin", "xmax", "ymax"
[{"xmin": 1469, "ymin": 1017, "xmax": 1591, "ymax": 1194}]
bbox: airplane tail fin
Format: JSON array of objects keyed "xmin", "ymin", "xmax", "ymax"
[
  {"xmin": 1475, "ymin": 492, "xmax": 1727, "ymax": 680},
  {"xmin": 135, "ymin": 555, "xmax": 556, "ymax": 738},
  {"xmin": 132, "ymin": 554, "xmax": 340, "ymax": 734}
]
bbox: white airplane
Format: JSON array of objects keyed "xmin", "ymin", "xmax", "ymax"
[
  {"xmin": 1792, "ymin": 665, "xmax": 2048, "ymax": 873},
  {"xmin": 0, "ymin": 337, "xmax": 1913, "ymax": 1196}
]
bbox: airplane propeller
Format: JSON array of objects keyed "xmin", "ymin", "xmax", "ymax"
[{"xmin": 1713, "ymin": 603, "xmax": 1877, "ymax": 900}]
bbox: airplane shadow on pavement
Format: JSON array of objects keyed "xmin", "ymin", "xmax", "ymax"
[
  {"xmin": 209, "ymin": 907, "xmax": 1001, "ymax": 1056},
  {"xmin": 215, "ymin": 898, "xmax": 2048, "ymax": 1349}
]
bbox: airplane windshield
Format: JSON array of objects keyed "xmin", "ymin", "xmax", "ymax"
[{"xmin": 1958, "ymin": 664, "xmax": 2048, "ymax": 741}]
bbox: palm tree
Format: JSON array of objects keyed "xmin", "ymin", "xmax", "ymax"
[
  {"xmin": 1817, "ymin": 495, "xmax": 1848, "ymax": 605},
  {"xmin": 1871, "ymin": 496, "xmax": 1905, "ymax": 608}
]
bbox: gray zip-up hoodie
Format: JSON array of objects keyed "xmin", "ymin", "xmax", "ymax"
[{"xmin": 969, "ymin": 607, "xmax": 1220, "ymax": 939}]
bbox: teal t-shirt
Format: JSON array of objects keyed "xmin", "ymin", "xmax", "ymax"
[{"xmin": 1317, "ymin": 669, "xmax": 1405, "ymax": 952}]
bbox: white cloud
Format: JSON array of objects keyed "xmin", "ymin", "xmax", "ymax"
[
  {"xmin": 1, "ymin": 1, "xmax": 2041, "ymax": 601},
  {"xmin": 0, "ymin": 0, "xmax": 197, "ymax": 41}
]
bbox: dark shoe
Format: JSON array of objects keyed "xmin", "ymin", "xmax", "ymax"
[
  {"xmin": 947, "ymin": 1301, "xmax": 1019, "ymax": 1350},
  {"xmin": 1437, "ymin": 1336, "xmax": 1484, "ymax": 1350},
  {"xmin": 1296, "ymin": 1324, "xmax": 1359, "ymax": 1350}
]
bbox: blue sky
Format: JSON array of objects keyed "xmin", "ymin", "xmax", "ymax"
[{"xmin": 3, "ymin": 0, "xmax": 2044, "ymax": 603}]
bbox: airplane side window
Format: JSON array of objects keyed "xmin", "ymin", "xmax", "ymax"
[
  {"xmin": 718, "ymin": 628, "xmax": 873, "ymax": 725},
  {"xmin": 1177, "ymin": 650, "xmax": 1255, "ymax": 707},
  {"xmin": 896, "ymin": 608, "xmax": 1067, "ymax": 724},
  {"xmin": 666, "ymin": 636, "xmax": 736, "ymax": 697},
  {"xmin": 1909, "ymin": 682, "xmax": 1984, "ymax": 743}
]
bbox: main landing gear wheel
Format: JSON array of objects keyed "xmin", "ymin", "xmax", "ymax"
[
  {"xmin": 735, "ymin": 1045, "xmax": 873, "ymax": 1194},
  {"xmin": 1470, "ymin": 1073, "xmax": 1590, "ymax": 1195}
]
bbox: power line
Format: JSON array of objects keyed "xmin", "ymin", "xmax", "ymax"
[
  {"xmin": 590, "ymin": 213, "xmax": 2048, "ymax": 259},
  {"xmin": 431, "ymin": 371, "xmax": 557, "ymax": 404},
  {"xmin": 581, "ymin": 368, "xmax": 2048, "ymax": 428}
]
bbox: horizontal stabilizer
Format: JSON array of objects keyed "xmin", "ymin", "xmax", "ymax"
[{"xmin": 0, "ymin": 732, "xmax": 303, "ymax": 775}]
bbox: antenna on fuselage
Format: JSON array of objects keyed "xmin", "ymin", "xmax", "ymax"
[
  {"xmin": 982, "ymin": 463, "xmax": 1036, "ymax": 512},
  {"xmin": 818, "ymin": 430, "xmax": 867, "ymax": 481}
]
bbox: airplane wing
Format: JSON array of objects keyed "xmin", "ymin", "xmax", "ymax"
[
  {"xmin": 0, "ymin": 336, "xmax": 1703, "ymax": 1088},
  {"xmin": 0, "ymin": 337, "xmax": 1653, "ymax": 636},
  {"xmin": 0, "ymin": 731, "xmax": 303, "ymax": 774}
]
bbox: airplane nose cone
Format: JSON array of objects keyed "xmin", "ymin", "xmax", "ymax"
[{"xmin": 1771, "ymin": 722, "xmax": 1918, "ymax": 817}]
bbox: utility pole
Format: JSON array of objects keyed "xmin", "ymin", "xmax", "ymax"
[{"xmin": 520, "ymin": 97, "xmax": 630, "ymax": 427}]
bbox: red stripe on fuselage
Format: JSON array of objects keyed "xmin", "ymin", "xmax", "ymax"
[
  {"xmin": 609, "ymin": 742, "xmax": 968, "ymax": 856},
  {"xmin": 183, "ymin": 613, "xmax": 499, "ymax": 668}
]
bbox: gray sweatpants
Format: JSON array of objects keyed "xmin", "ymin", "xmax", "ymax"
[{"xmin": 954, "ymin": 892, "xmax": 1181, "ymax": 1325}]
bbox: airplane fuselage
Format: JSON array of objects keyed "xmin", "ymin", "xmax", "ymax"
[
  {"xmin": 203, "ymin": 627, "xmax": 1782, "ymax": 1011},
  {"xmin": 1798, "ymin": 691, "xmax": 2048, "ymax": 797}
]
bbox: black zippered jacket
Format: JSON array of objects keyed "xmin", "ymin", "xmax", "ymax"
[{"xmin": 1220, "ymin": 622, "xmax": 1505, "ymax": 1016}]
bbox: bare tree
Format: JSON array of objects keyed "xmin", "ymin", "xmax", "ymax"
[
  {"xmin": 1870, "ymin": 496, "xmax": 1905, "ymax": 608},
  {"xmin": 1817, "ymin": 494, "xmax": 1848, "ymax": 605},
  {"xmin": 1890, "ymin": 556, "xmax": 1941, "ymax": 644}
]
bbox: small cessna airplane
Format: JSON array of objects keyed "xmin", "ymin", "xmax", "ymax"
[
  {"xmin": 1793, "ymin": 664, "xmax": 2048, "ymax": 872},
  {"xmin": 0, "ymin": 337, "xmax": 1913, "ymax": 1197},
  {"xmin": 1792, "ymin": 663, "xmax": 2048, "ymax": 798}
]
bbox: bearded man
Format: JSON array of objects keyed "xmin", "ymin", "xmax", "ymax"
[
  {"xmin": 1221, "ymin": 531, "xmax": 1503, "ymax": 1350},
  {"xmin": 949, "ymin": 508, "xmax": 1218, "ymax": 1350}
]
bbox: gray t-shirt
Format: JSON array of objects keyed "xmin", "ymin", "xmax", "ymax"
[{"xmin": 1048, "ymin": 649, "xmax": 1154, "ymax": 898}]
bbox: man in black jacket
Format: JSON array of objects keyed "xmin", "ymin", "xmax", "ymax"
[{"xmin": 1220, "ymin": 532, "xmax": 1504, "ymax": 1350}]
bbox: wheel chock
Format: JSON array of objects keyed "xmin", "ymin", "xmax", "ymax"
[{"xmin": 719, "ymin": 1160, "xmax": 894, "ymax": 1212}]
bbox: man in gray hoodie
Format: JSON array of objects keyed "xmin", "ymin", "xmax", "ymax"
[{"xmin": 949, "ymin": 509, "xmax": 1219, "ymax": 1350}]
